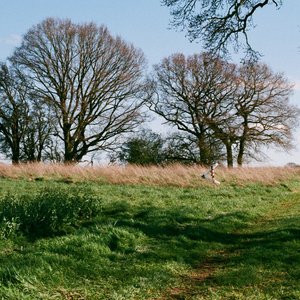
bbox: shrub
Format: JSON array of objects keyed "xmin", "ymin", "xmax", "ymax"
[{"xmin": 0, "ymin": 185, "xmax": 100, "ymax": 239}]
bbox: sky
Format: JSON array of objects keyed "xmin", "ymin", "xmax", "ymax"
[{"xmin": 0, "ymin": 0, "xmax": 299, "ymax": 166}]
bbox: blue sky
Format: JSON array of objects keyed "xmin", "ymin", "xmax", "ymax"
[{"xmin": 0, "ymin": 0, "xmax": 299, "ymax": 165}]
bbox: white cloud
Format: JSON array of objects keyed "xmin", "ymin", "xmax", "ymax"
[{"xmin": 0, "ymin": 34, "xmax": 22, "ymax": 46}]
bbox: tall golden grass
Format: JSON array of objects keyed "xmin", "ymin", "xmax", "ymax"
[{"xmin": 0, "ymin": 162, "xmax": 299, "ymax": 187}]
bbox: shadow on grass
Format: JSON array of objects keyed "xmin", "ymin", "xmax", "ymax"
[
  {"xmin": 99, "ymin": 201, "xmax": 300, "ymax": 298},
  {"xmin": 0, "ymin": 196, "xmax": 299, "ymax": 299}
]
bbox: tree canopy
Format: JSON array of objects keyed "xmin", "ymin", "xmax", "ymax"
[
  {"xmin": 11, "ymin": 18, "xmax": 146, "ymax": 163},
  {"xmin": 162, "ymin": 0, "xmax": 282, "ymax": 55},
  {"xmin": 147, "ymin": 52, "xmax": 298, "ymax": 166}
]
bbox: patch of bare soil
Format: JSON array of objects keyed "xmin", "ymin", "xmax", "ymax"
[{"xmin": 154, "ymin": 250, "xmax": 229, "ymax": 300}]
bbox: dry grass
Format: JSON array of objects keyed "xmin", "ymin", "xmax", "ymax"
[{"xmin": 0, "ymin": 162, "xmax": 299, "ymax": 187}]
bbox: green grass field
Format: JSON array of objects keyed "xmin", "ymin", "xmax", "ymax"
[{"xmin": 0, "ymin": 172, "xmax": 299, "ymax": 299}]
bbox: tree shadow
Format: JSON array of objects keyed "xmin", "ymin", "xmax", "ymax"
[
  {"xmin": 0, "ymin": 197, "xmax": 299, "ymax": 299},
  {"xmin": 100, "ymin": 200, "xmax": 300, "ymax": 296}
]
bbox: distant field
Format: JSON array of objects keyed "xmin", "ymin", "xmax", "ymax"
[
  {"xmin": 1, "ymin": 162, "xmax": 300, "ymax": 186},
  {"xmin": 0, "ymin": 164, "xmax": 299, "ymax": 299}
]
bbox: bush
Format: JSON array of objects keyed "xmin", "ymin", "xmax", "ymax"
[{"xmin": 0, "ymin": 185, "xmax": 100, "ymax": 239}]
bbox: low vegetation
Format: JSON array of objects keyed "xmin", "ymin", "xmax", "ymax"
[
  {"xmin": 0, "ymin": 164, "xmax": 299, "ymax": 299},
  {"xmin": 0, "ymin": 162, "xmax": 300, "ymax": 186}
]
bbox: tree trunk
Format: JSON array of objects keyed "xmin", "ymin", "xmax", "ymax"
[
  {"xmin": 63, "ymin": 152, "xmax": 76, "ymax": 164},
  {"xmin": 237, "ymin": 118, "xmax": 248, "ymax": 167},
  {"xmin": 237, "ymin": 141, "xmax": 245, "ymax": 166},
  {"xmin": 63, "ymin": 122, "xmax": 77, "ymax": 163},
  {"xmin": 225, "ymin": 142, "xmax": 233, "ymax": 168},
  {"xmin": 198, "ymin": 136, "xmax": 210, "ymax": 165},
  {"xmin": 11, "ymin": 146, "xmax": 20, "ymax": 165}
]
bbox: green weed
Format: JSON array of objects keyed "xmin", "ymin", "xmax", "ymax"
[{"xmin": 0, "ymin": 184, "xmax": 100, "ymax": 239}]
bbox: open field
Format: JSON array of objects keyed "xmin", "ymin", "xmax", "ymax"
[
  {"xmin": 1, "ymin": 163, "xmax": 300, "ymax": 186},
  {"xmin": 0, "ymin": 164, "xmax": 299, "ymax": 299}
]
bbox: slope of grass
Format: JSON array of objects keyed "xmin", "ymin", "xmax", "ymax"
[{"xmin": 0, "ymin": 167, "xmax": 299, "ymax": 299}]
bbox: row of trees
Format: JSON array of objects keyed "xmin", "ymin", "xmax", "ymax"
[
  {"xmin": 0, "ymin": 18, "xmax": 298, "ymax": 166},
  {"xmin": 146, "ymin": 53, "xmax": 299, "ymax": 167}
]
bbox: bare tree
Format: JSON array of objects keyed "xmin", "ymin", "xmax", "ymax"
[
  {"xmin": 199, "ymin": 62, "xmax": 239, "ymax": 167},
  {"xmin": 21, "ymin": 99, "xmax": 54, "ymax": 162},
  {"xmin": 11, "ymin": 18, "xmax": 146, "ymax": 163},
  {"xmin": 0, "ymin": 63, "xmax": 30, "ymax": 164},
  {"xmin": 235, "ymin": 61, "xmax": 299, "ymax": 166},
  {"xmin": 147, "ymin": 52, "xmax": 235, "ymax": 165},
  {"xmin": 0, "ymin": 63, "xmax": 53, "ymax": 164},
  {"xmin": 148, "ymin": 52, "xmax": 299, "ymax": 167},
  {"xmin": 162, "ymin": 0, "xmax": 282, "ymax": 55}
]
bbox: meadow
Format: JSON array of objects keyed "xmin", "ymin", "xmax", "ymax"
[{"xmin": 0, "ymin": 163, "xmax": 299, "ymax": 299}]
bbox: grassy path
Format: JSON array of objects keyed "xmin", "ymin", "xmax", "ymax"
[{"xmin": 158, "ymin": 190, "xmax": 300, "ymax": 300}]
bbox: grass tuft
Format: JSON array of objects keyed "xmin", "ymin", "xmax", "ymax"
[{"xmin": 0, "ymin": 185, "xmax": 100, "ymax": 239}]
